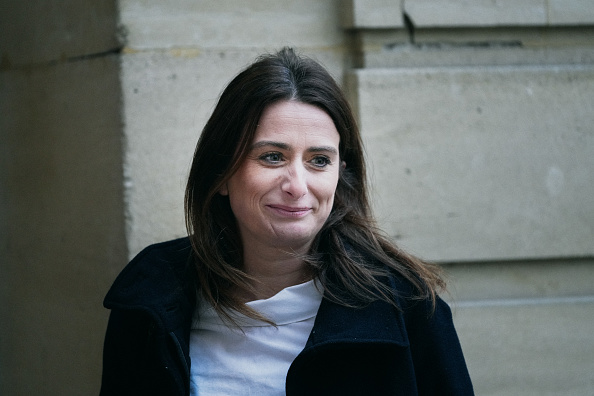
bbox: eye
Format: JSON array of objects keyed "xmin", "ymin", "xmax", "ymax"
[
  {"xmin": 259, "ymin": 152, "xmax": 284, "ymax": 164},
  {"xmin": 310, "ymin": 155, "xmax": 332, "ymax": 168}
]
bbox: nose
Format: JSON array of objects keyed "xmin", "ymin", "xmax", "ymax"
[{"xmin": 282, "ymin": 163, "xmax": 308, "ymax": 198}]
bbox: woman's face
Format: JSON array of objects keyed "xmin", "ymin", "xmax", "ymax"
[{"xmin": 220, "ymin": 100, "xmax": 341, "ymax": 253}]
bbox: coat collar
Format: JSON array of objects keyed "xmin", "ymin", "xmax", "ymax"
[
  {"xmin": 103, "ymin": 237, "xmax": 195, "ymax": 332},
  {"xmin": 104, "ymin": 236, "xmax": 410, "ymax": 347},
  {"xmin": 305, "ymin": 292, "xmax": 409, "ymax": 348}
]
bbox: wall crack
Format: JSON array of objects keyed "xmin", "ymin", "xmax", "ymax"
[{"xmin": 0, "ymin": 47, "xmax": 123, "ymax": 72}]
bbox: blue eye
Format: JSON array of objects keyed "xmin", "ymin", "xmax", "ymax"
[
  {"xmin": 311, "ymin": 156, "xmax": 331, "ymax": 168},
  {"xmin": 260, "ymin": 152, "xmax": 283, "ymax": 163}
]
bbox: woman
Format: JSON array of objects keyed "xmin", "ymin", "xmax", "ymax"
[{"xmin": 100, "ymin": 48, "xmax": 474, "ymax": 395}]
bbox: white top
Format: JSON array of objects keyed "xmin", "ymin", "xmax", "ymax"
[{"xmin": 189, "ymin": 280, "xmax": 324, "ymax": 396}]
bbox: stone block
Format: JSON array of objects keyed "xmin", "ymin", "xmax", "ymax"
[
  {"xmin": 403, "ymin": 0, "xmax": 547, "ymax": 27},
  {"xmin": 0, "ymin": 0, "xmax": 119, "ymax": 66},
  {"xmin": 0, "ymin": 55, "xmax": 126, "ymax": 395},
  {"xmin": 341, "ymin": 0, "xmax": 404, "ymax": 28},
  {"xmin": 549, "ymin": 0, "xmax": 594, "ymax": 25},
  {"xmin": 412, "ymin": 27, "xmax": 594, "ymax": 48},
  {"xmin": 452, "ymin": 299, "xmax": 594, "ymax": 395},
  {"xmin": 348, "ymin": 65, "xmax": 594, "ymax": 262},
  {"xmin": 119, "ymin": 0, "xmax": 344, "ymax": 50},
  {"xmin": 363, "ymin": 44, "xmax": 594, "ymax": 68},
  {"xmin": 442, "ymin": 259, "xmax": 594, "ymax": 302},
  {"xmin": 403, "ymin": 0, "xmax": 594, "ymax": 27},
  {"xmin": 120, "ymin": 50, "xmax": 251, "ymax": 257},
  {"xmin": 355, "ymin": 29, "xmax": 594, "ymax": 68}
]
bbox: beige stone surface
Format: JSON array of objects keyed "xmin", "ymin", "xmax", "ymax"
[
  {"xmin": 0, "ymin": 0, "xmax": 119, "ymax": 66},
  {"xmin": 356, "ymin": 27, "xmax": 594, "ymax": 68},
  {"xmin": 403, "ymin": 0, "xmax": 547, "ymax": 27},
  {"xmin": 443, "ymin": 258, "xmax": 594, "ymax": 302},
  {"xmin": 549, "ymin": 0, "xmax": 594, "ymax": 25},
  {"xmin": 444, "ymin": 258, "xmax": 594, "ymax": 395},
  {"xmin": 363, "ymin": 44, "xmax": 594, "ymax": 68},
  {"xmin": 350, "ymin": 65, "xmax": 594, "ymax": 262},
  {"xmin": 120, "ymin": 50, "xmax": 256, "ymax": 256},
  {"xmin": 118, "ymin": 0, "xmax": 344, "ymax": 50},
  {"xmin": 452, "ymin": 299, "xmax": 594, "ymax": 395},
  {"xmin": 413, "ymin": 27, "xmax": 594, "ymax": 47},
  {"xmin": 0, "ymin": 56, "xmax": 126, "ymax": 395},
  {"xmin": 403, "ymin": 0, "xmax": 594, "ymax": 27},
  {"xmin": 342, "ymin": 0, "xmax": 404, "ymax": 28}
]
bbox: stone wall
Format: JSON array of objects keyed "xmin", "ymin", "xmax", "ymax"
[
  {"xmin": 343, "ymin": 1, "xmax": 594, "ymax": 394},
  {"xmin": 1, "ymin": 0, "xmax": 593, "ymax": 394},
  {"xmin": 0, "ymin": 1, "xmax": 126, "ymax": 394}
]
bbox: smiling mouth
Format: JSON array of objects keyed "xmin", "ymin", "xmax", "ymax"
[{"xmin": 267, "ymin": 205, "xmax": 311, "ymax": 217}]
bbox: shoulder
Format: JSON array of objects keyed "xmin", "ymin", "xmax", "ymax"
[
  {"xmin": 386, "ymin": 270, "xmax": 450, "ymax": 324},
  {"xmin": 104, "ymin": 237, "xmax": 194, "ymax": 311},
  {"xmin": 389, "ymin": 273, "xmax": 461, "ymax": 364}
]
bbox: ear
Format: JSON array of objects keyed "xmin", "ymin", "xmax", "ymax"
[
  {"xmin": 341, "ymin": 161, "xmax": 346, "ymax": 170},
  {"xmin": 219, "ymin": 183, "xmax": 229, "ymax": 196}
]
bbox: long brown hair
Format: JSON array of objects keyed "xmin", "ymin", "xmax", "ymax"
[{"xmin": 185, "ymin": 48, "xmax": 444, "ymax": 322}]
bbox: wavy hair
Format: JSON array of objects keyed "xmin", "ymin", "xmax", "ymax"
[{"xmin": 185, "ymin": 47, "xmax": 444, "ymax": 323}]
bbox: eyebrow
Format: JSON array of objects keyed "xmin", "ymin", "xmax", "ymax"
[{"xmin": 250, "ymin": 140, "xmax": 338, "ymax": 154}]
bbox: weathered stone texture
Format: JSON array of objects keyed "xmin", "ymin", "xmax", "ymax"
[
  {"xmin": 0, "ymin": 0, "xmax": 119, "ymax": 66},
  {"xmin": 119, "ymin": 0, "xmax": 344, "ymax": 49},
  {"xmin": 120, "ymin": 50, "xmax": 256, "ymax": 254},
  {"xmin": 549, "ymin": 0, "xmax": 594, "ymax": 25},
  {"xmin": 444, "ymin": 259, "xmax": 594, "ymax": 301},
  {"xmin": 444, "ymin": 258, "xmax": 594, "ymax": 396},
  {"xmin": 403, "ymin": 0, "xmax": 594, "ymax": 27},
  {"xmin": 453, "ymin": 299, "xmax": 594, "ymax": 395},
  {"xmin": 350, "ymin": 65, "xmax": 594, "ymax": 262},
  {"xmin": 342, "ymin": 0, "xmax": 404, "ymax": 28},
  {"xmin": 0, "ymin": 56, "xmax": 126, "ymax": 395}
]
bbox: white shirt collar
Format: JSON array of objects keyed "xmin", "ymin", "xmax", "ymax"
[{"xmin": 194, "ymin": 279, "xmax": 323, "ymax": 329}]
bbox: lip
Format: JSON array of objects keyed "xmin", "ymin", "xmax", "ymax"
[{"xmin": 266, "ymin": 204, "xmax": 312, "ymax": 217}]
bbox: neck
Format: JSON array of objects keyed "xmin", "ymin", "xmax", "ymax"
[{"xmin": 238, "ymin": 243, "xmax": 312, "ymax": 302}]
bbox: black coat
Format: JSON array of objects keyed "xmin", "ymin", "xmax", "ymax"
[{"xmin": 100, "ymin": 238, "xmax": 474, "ymax": 395}]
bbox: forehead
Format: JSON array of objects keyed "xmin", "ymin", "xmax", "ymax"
[{"xmin": 254, "ymin": 101, "xmax": 340, "ymax": 144}]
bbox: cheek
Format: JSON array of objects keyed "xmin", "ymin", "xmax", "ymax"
[
  {"xmin": 227, "ymin": 166, "xmax": 260, "ymax": 196},
  {"xmin": 227, "ymin": 169, "xmax": 271, "ymax": 210},
  {"xmin": 316, "ymin": 174, "xmax": 340, "ymax": 205}
]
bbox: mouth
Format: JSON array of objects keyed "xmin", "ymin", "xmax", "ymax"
[{"xmin": 267, "ymin": 204, "xmax": 312, "ymax": 217}]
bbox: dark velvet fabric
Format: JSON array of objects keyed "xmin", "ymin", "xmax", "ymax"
[{"xmin": 100, "ymin": 238, "xmax": 474, "ymax": 395}]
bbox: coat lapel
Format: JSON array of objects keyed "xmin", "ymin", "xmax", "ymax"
[
  {"xmin": 305, "ymin": 293, "xmax": 409, "ymax": 348},
  {"xmin": 286, "ymin": 295, "xmax": 417, "ymax": 395}
]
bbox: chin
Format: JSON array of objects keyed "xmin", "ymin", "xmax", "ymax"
[{"xmin": 273, "ymin": 230, "xmax": 318, "ymax": 248}]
